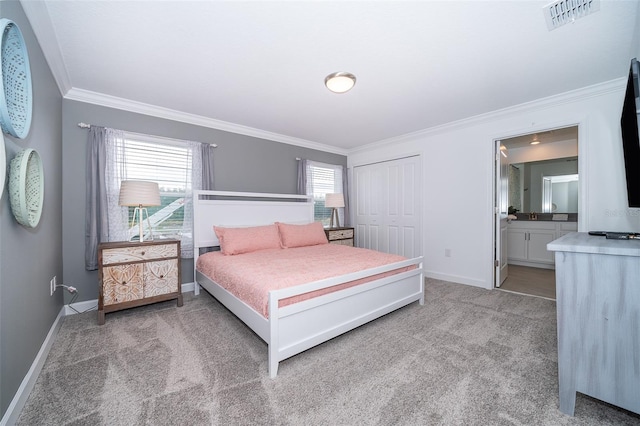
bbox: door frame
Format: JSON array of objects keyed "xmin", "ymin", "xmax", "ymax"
[{"xmin": 491, "ymin": 120, "xmax": 587, "ymax": 289}]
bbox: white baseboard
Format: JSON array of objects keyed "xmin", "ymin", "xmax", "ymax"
[
  {"xmin": 507, "ymin": 260, "xmax": 555, "ymax": 270},
  {"xmin": 0, "ymin": 282, "xmax": 197, "ymax": 424},
  {"xmin": 181, "ymin": 281, "xmax": 195, "ymax": 293},
  {"xmin": 0, "ymin": 306, "xmax": 65, "ymax": 426},
  {"xmin": 424, "ymin": 271, "xmax": 489, "ymax": 289},
  {"xmin": 64, "ymin": 282, "xmax": 195, "ymax": 316},
  {"xmin": 64, "ymin": 299, "xmax": 99, "ymax": 315}
]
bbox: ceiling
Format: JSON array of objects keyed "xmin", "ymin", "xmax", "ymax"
[
  {"xmin": 22, "ymin": 1, "xmax": 639, "ymax": 153},
  {"xmin": 501, "ymin": 125, "xmax": 578, "ymax": 149}
]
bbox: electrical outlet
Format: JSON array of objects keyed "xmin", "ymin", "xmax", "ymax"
[{"xmin": 50, "ymin": 276, "xmax": 56, "ymax": 296}]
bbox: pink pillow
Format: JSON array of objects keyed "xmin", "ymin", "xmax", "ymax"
[
  {"xmin": 276, "ymin": 221, "xmax": 328, "ymax": 248},
  {"xmin": 214, "ymin": 224, "xmax": 281, "ymax": 255}
]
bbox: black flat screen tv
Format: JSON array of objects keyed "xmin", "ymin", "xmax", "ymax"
[{"xmin": 620, "ymin": 57, "xmax": 640, "ymax": 208}]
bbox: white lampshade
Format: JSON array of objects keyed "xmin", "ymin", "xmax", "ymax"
[
  {"xmin": 324, "ymin": 72, "xmax": 356, "ymax": 94},
  {"xmin": 325, "ymin": 193, "xmax": 345, "ymax": 208},
  {"xmin": 119, "ymin": 180, "xmax": 161, "ymax": 206}
]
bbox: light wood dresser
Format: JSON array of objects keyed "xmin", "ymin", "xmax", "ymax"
[
  {"xmin": 98, "ymin": 240, "xmax": 183, "ymax": 325},
  {"xmin": 324, "ymin": 227, "xmax": 354, "ymax": 246},
  {"xmin": 548, "ymin": 232, "xmax": 640, "ymax": 416}
]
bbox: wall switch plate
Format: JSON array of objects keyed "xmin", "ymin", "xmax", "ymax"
[{"xmin": 50, "ymin": 276, "xmax": 56, "ymax": 296}]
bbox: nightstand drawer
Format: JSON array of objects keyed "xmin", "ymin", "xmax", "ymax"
[
  {"xmin": 102, "ymin": 263, "xmax": 144, "ymax": 305},
  {"xmin": 102, "ymin": 243, "xmax": 178, "ymax": 265},
  {"xmin": 327, "ymin": 229, "xmax": 354, "ymax": 240},
  {"xmin": 144, "ymin": 259, "xmax": 179, "ymax": 296},
  {"xmin": 330, "ymin": 238, "xmax": 354, "ymax": 247}
]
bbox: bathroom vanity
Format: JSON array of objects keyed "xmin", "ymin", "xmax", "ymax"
[{"xmin": 507, "ymin": 218, "xmax": 577, "ymax": 268}]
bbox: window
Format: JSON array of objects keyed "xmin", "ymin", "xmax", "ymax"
[
  {"xmin": 112, "ymin": 132, "xmax": 203, "ymax": 257},
  {"xmin": 306, "ymin": 161, "xmax": 343, "ymax": 226}
]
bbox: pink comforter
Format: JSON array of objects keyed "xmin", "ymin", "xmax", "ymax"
[{"xmin": 196, "ymin": 244, "xmax": 413, "ymax": 318}]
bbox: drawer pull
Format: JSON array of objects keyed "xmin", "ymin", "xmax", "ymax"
[{"xmin": 141, "ymin": 251, "xmax": 146, "ymax": 256}]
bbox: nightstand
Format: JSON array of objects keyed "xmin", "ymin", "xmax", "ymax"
[
  {"xmin": 324, "ymin": 227, "xmax": 354, "ymax": 246},
  {"xmin": 97, "ymin": 239, "xmax": 183, "ymax": 325}
]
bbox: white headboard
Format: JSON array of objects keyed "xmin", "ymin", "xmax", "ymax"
[{"xmin": 193, "ymin": 190, "xmax": 314, "ymax": 250}]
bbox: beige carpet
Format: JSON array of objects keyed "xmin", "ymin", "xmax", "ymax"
[{"xmin": 16, "ymin": 279, "xmax": 640, "ymax": 425}]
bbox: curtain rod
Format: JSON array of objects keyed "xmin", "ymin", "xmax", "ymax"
[{"xmin": 76, "ymin": 122, "xmax": 218, "ymax": 147}]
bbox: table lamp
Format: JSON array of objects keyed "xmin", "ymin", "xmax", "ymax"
[
  {"xmin": 119, "ymin": 180, "xmax": 161, "ymax": 242},
  {"xmin": 325, "ymin": 193, "xmax": 345, "ymax": 228}
]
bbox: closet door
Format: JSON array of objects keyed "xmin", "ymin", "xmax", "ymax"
[{"xmin": 353, "ymin": 156, "xmax": 421, "ymax": 258}]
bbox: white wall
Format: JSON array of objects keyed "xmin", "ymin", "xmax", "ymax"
[
  {"xmin": 348, "ymin": 79, "xmax": 637, "ymax": 289},
  {"xmin": 508, "ymin": 138, "xmax": 577, "ymax": 164}
]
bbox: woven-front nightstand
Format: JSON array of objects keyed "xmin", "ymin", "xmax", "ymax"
[
  {"xmin": 324, "ymin": 227, "xmax": 354, "ymax": 247},
  {"xmin": 97, "ymin": 240, "xmax": 183, "ymax": 324}
]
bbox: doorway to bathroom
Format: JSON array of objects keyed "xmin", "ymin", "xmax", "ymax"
[{"xmin": 494, "ymin": 125, "xmax": 579, "ymax": 299}]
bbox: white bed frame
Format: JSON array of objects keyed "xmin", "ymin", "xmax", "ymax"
[{"xmin": 193, "ymin": 190, "xmax": 424, "ymax": 377}]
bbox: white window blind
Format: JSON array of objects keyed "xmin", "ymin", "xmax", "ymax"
[
  {"xmin": 306, "ymin": 161, "xmax": 343, "ymax": 226},
  {"xmin": 112, "ymin": 132, "xmax": 202, "ymax": 257}
]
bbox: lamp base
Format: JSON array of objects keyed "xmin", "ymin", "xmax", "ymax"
[
  {"xmin": 330, "ymin": 208, "xmax": 341, "ymax": 228},
  {"xmin": 131, "ymin": 206, "xmax": 154, "ymax": 243}
]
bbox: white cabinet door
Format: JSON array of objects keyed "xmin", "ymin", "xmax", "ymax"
[
  {"xmin": 353, "ymin": 156, "xmax": 421, "ymax": 257},
  {"xmin": 527, "ymin": 230, "xmax": 556, "ymax": 263},
  {"xmin": 507, "ymin": 229, "xmax": 528, "ymax": 261},
  {"xmin": 558, "ymin": 223, "xmax": 578, "ymax": 238}
]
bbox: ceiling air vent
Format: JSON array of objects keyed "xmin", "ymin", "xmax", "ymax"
[{"xmin": 543, "ymin": 0, "xmax": 600, "ymax": 31}]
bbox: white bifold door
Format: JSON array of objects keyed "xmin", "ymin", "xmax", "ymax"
[{"xmin": 353, "ymin": 155, "xmax": 421, "ymax": 258}]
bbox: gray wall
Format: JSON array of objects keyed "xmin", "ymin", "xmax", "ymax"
[
  {"xmin": 0, "ymin": 0, "xmax": 63, "ymax": 417},
  {"xmin": 62, "ymin": 100, "xmax": 346, "ymax": 303}
]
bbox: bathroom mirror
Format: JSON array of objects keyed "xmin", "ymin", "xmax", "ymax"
[
  {"xmin": 508, "ymin": 157, "xmax": 578, "ymax": 213},
  {"xmin": 542, "ymin": 174, "xmax": 579, "ymax": 213}
]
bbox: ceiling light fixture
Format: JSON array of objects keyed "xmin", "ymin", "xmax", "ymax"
[
  {"xmin": 325, "ymin": 72, "xmax": 356, "ymax": 94},
  {"xmin": 530, "ymin": 140, "xmax": 540, "ymax": 145},
  {"xmin": 530, "ymin": 135, "xmax": 540, "ymax": 145}
]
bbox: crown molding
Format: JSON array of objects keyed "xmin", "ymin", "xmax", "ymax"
[
  {"xmin": 64, "ymin": 88, "xmax": 348, "ymax": 156},
  {"xmin": 348, "ymin": 77, "xmax": 626, "ymax": 155},
  {"xmin": 20, "ymin": 0, "xmax": 71, "ymax": 96}
]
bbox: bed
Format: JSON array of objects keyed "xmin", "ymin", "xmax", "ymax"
[{"xmin": 193, "ymin": 190, "xmax": 424, "ymax": 377}]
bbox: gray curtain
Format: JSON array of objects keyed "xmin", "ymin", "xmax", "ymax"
[
  {"xmin": 201, "ymin": 143, "xmax": 215, "ymax": 190},
  {"xmin": 85, "ymin": 126, "xmax": 108, "ymax": 270},
  {"xmin": 342, "ymin": 167, "xmax": 350, "ymax": 227},
  {"xmin": 297, "ymin": 159, "xmax": 308, "ymax": 195}
]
